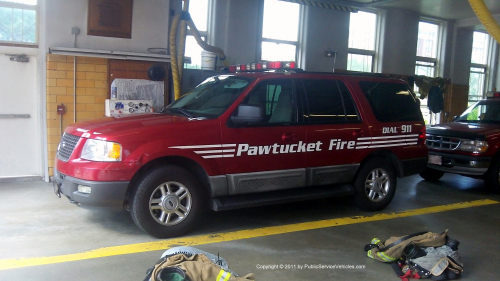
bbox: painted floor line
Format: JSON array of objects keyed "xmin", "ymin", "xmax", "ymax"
[{"xmin": 0, "ymin": 199, "xmax": 497, "ymax": 271}]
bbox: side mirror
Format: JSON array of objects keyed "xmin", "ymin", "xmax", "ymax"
[{"xmin": 231, "ymin": 105, "xmax": 264, "ymax": 125}]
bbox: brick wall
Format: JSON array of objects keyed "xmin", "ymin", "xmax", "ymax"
[{"xmin": 46, "ymin": 54, "xmax": 108, "ymax": 176}]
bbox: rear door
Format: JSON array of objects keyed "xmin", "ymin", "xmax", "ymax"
[
  {"xmin": 220, "ymin": 78, "xmax": 307, "ymax": 195},
  {"xmin": 357, "ymin": 80, "xmax": 426, "ymax": 161},
  {"xmin": 300, "ymin": 77, "xmax": 370, "ymax": 185}
]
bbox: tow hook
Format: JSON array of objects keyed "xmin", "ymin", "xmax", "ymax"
[{"xmin": 52, "ymin": 180, "xmax": 62, "ymax": 198}]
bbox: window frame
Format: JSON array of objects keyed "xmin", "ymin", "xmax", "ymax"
[
  {"xmin": 0, "ymin": 0, "xmax": 38, "ymax": 47},
  {"xmin": 468, "ymin": 31, "xmax": 495, "ymax": 104},
  {"xmin": 415, "ymin": 19, "xmax": 444, "ymax": 78},
  {"xmin": 347, "ymin": 9, "xmax": 381, "ymax": 73},
  {"xmin": 258, "ymin": 0, "xmax": 302, "ymax": 62},
  {"xmin": 184, "ymin": 0, "xmax": 211, "ymax": 69}
]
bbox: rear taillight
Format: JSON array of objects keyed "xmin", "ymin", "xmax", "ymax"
[{"xmin": 418, "ymin": 126, "xmax": 426, "ymax": 145}]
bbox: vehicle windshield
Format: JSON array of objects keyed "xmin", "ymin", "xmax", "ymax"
[
  {"xmin": 163, "ymin": 75, "xmax": 254, "ymax": 118},
  {"xmin": 455, "ymin": 100, "xmax": 500, "ymax": 124}
]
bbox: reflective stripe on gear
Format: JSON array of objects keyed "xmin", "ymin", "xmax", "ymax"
[
  {"xmin": 217, "ymin": 269, "xmax": 231, "ymax": 281},
  {"xmin": 371, "ymin": 238, "xmax": 381, "ymax": 244},
  {"xmin": 367, "ymin": 250, "xmax": 374, "ymax": 258},
  {"xmin": 377, "ymin": 251, "xmax": 397, "ymax": 262}
]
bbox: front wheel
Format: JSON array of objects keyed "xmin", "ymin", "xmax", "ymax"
[
  {"xmin": 419, "ymin": 168, "xmax": 445, "ymax": 181},
  {"xmin": 484, "ymin": 158, "xmax": 500, "ymax": 194},
  {"xmin": 354, "ymin": 157, "xmax": 397, "ymax": 211},
  {"xmin": 130, "ymin": 165, "xmax": 204, "ymax": 238}
]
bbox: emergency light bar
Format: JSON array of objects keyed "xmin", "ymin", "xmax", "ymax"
[
  {"xmin": 229, "ymin": 61, "xmax": 296, "ymax": 73},
  {"xmin": 486, "ymin": 91, "xmax": 500, "ymax": 98}
]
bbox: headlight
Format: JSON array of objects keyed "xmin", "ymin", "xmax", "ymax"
[
  {"xmin": 81, "ymin": 139, "xmax": 122, "ymax": 162},
  {"xmin": 457, "ymin": 140, "xmax": 488, "ymax": 154}
]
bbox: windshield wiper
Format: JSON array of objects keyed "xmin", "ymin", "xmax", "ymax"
[{"xmin": 166, "ymin": 108, "xmax": 194, "ymax": 118}]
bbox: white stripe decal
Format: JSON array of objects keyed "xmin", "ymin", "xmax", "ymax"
[
  {"xmin": 169, "ymin": 144, "xmax": 236, "ymax": 149},
  {"xmin": 194, "ymin": 149, "xmax": 236, "ymax": 154},
  {"xmin": 357, "ymin": 138, "xmax": 418, "ymax": 145},
  {"xmin": 202, "ymin": 154, "xmax": 235, "ymax": 159},
  {"xmin": 356, "ymin": 142, "xmax": 417, "ymax": 149},
  {"xmin": 357, "ymin": 134, "xmax": 418, "ymax": 141}
]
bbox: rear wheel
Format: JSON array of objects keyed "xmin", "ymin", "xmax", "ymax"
[
  {"xmin": 419, "ymin": 168, "xmax": 445, "ymax": 181},
  {"xmin": 354, "ymin": 157, "xmax": 397, "ymax": 211},
  {"xmin": 130, "ymin": 165, "xmax": 204, "ymax": 238},
  {"xmin": 484, "ymin": 158, "xmax": 500, "ymax": 194}
]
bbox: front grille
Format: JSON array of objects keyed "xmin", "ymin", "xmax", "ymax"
[
  {"xmin": 57, "ymin": 133, "xmax": 81, "ymax": 162},
  {"xmin": 425, "ymin": 134, "xmax": 460, "ymax": 150}
]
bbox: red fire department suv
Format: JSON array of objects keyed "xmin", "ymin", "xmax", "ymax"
[{"xmin": 53, "ymin": 63, "xmax": 428, "ymax": 238}]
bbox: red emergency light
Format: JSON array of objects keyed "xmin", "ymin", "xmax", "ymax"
[{"xmin": 228, "ymin": 61, "xmax": 296, "ymax": 73}]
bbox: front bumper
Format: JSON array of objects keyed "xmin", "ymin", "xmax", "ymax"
[
  {"xmin": 427, "ymin": 151, "xmax": 491, "ymax": 176},
  {"xmin": 53, "ymin": 166, "xmax": 129, "ymax": 210}
]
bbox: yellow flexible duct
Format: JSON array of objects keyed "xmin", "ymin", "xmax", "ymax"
[
  {"xmin": 177, "ymin": 0, "xmax": 190, "ymax": 86},
  {"xmin": 169, "ymin": 4, "xmax": 229, "ymax": 100},
  {"xmin": 169, "ymin": 12, "xmax": 182, "ymax": 100},
  {"xmin": 468, "ymin": 0, "xmax": 500, "ymax": 44}
]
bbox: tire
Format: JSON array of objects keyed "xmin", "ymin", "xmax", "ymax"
[
  {"xmin": 484, "ymin": 158, "xmax": 500, "ymax": 194},
  {"xmin": 419, "ymin": 168, "xmax": 445, "ymax": 181},
  {"xmin": 354, "ymin": 157, "xmax": 397, "ymax": 211},
  {"xmin": 130, "ymin": 165, "xmax": 204, "ymax": 238}
]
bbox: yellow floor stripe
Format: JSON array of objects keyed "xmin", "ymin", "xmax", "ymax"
[{"xmin": 0, "ymin": 199, "xmax": 497, "ymax": 270}]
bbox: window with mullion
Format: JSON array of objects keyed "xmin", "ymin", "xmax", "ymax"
[
  {"xmin": 184, "ymin": 0, "xmax": 209, "ymax": 69},
  {"xmin": 347, "ymin": 11, "xmax": 377, "ymax": 72},
  {"xmin": 260, "ymin": 0, "xmax": 300, "ymax": 62},
  {"xmin": 468, "ymin": 31, "xmax": 491, "ymax": 104},
  {"xmin": 0, "ymin": 0, "xmax": 37, "ymax": 45}
]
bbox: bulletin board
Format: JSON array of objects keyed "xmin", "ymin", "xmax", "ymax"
[{"xmin": 87, "ymin": 0, "xmax": 133, "ymax": 38}]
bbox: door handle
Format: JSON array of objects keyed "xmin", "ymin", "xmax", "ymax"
[
  {"xmin": 282, "ymin": 133, "xmax": 298, "ymax": 141},
  {"xmin": 352, "ymin": 130, "xmax": 365, "ymax": 138}
]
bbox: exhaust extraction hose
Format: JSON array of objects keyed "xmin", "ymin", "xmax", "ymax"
[
  {"xmin": 468, "ymin": 0, "xmax": 500, "ymax": 44},
  {"xmin": 169, "ymin": 1, "xmax": 229, "ymax": 100}
]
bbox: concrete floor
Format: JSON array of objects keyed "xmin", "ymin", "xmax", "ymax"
[{"xmin": 0, "ymin": 173, "xmax": 499, "ymax": 281}]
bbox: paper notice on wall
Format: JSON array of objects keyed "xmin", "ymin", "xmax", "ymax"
[{"xmin": 111, "ymin": 79, "xmax": 164, "ymax": 112}]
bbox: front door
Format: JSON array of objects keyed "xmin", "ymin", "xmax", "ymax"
[{"xmin": 220, "ymin": 78, "xmax": 307, "ymax": 195}]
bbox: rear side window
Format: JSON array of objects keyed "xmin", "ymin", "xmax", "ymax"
[
  {"xmin": 302, "ymin": 79, "xmax": 360, "ymax": 124},
  {"xmin": 360, "ymin": 81, "xmax": 423, "ymax": 122}
]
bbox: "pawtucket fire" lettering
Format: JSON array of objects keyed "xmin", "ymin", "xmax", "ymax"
[{"xmin": 236, "ymin": 141, "xmax": 322, "ymax": 156}]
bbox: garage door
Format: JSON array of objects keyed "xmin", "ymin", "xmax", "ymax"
[{"xmin": 0, "ymin": 53, "xmax": 41, "ymax": 178}]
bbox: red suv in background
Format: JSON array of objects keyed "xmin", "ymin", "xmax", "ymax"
[
  {"xmin": 53, "ymin": 65, "xmax": 428, "ymax": 238},
  {"xmin": 420, "ymin": 93, "xmax": 500, "ymax": 193}
]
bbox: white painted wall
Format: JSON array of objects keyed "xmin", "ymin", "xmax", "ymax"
[
  {"xmin": 301, "ymin": 6, "xmax": 349, "ymax": 72},
  {"xmin": 217, "ymin": 0, "xmax": 260, "ymax": 65},
  {"xmin": 450, "ymin": 27, "xmax": 474, "ymax": 85},
  {"xmin": 43, "ymin": 0, "xmax": 170, "ymax": 53},
  {"xmin": 380, "ymin": 8, "xmax": 419, "ymax": 76}
]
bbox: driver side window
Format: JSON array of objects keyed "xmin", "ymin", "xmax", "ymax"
[{"xmin": 239, "ymin": 79, "xmax": 297, "ymax": 125}]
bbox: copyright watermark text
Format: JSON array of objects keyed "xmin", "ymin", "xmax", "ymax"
[{"xmin": 256, "ymin": 264, "xmax": 366, "ymax": 270}]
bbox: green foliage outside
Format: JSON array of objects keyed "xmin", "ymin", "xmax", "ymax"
[
  {"xmin": 467, "ymin": 106, "xmax": 479, "ymax": 121},
  {"xmin": 0, "ymin": 7, "xmax": 36, "ymax": 43}
]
